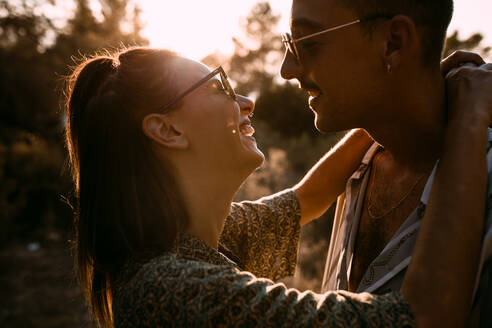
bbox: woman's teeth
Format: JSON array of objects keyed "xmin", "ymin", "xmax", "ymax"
[{"xmin": 239, "ymin": 124, "xmax": 255, "ymax": 137}]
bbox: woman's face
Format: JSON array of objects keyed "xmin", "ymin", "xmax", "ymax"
[{"xmin": 167, "ymin": 58, "xmax": 265, "ymax": 175}]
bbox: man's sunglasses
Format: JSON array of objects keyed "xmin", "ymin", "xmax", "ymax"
[{"xmin": 282, "ymin": 15, "xmax": 393, "ymax": 62}]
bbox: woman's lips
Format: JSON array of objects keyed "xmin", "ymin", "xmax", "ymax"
[{"xmin": 239, "ymin": 123, "xmax": 255, "ymax": 137}]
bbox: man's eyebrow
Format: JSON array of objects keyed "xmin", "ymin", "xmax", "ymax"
[{"xmin": 290, "ymin": 17, "xmax": 324, "ymax": 30}]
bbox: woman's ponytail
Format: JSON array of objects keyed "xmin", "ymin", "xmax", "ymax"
[
  {"xmin": 64, "ymin": 48, "xmax": 189, "ymax": 328},
  {"xmin": 65, "ymin": 57, "xmax": 116, "ymax": 191}
]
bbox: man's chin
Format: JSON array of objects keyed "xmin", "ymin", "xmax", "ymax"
[{"xmin": 314, "ymin": 115, "xmax": 345, "ymax": 133}]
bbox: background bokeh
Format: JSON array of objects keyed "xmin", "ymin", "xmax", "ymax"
[{"xmin": 0, "ymin": 1, "xmax": 490, "ymax": 326}]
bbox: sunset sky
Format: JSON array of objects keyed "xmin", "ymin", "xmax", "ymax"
[{"xmin": 138, "ymin": 0, "xmax": 492, "ymax": 61}]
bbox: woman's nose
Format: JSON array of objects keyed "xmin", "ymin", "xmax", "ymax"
[{"xmin": 236, "ymin": 95, "xmax": 255, "ymax": 116}]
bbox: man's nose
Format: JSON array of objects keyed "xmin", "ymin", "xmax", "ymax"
[{"xmin": 280, "ymin": 50, "xmax": 303, "ymax": 81}]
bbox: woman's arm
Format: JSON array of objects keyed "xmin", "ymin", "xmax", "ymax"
[
  {"xmin": 220, "ymin": 190, "xmax": 301, "ymax": 279},
  {"xmin": 294, "ymin": 128, "xmax": 372, "ymax": 226},
  {"xmin": 402, "ymin": 63, "xmax": 492, "ymax": 328},
  {"xmin": 141, "ymin": 259, "xmax": 416, "ymax": 327},
  {"xmin": 220, "ymin": 129, "xmax": 371, "ymax": 275}
]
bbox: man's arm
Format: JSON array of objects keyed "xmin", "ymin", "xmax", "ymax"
[
  {"xmin": 294, "ymin": 128, "xmax": 372, "ymax": 226},
  {"xmin": 402, "ymin": 63, "xmax": 492, "ymax": 328}
]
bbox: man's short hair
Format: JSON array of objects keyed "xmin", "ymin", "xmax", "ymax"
[{"xmin": 336, "ymin": 0, "xmax": 453, "ymax": 65}]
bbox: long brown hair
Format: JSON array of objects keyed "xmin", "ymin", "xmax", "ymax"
[{"xmin": 64, "ymin": 48, "xmax": 189, "ymax": 327}]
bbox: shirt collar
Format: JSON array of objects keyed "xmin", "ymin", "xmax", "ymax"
[
  {"xmin": 350, "ymin": 142, "xmax": 383, "ymax": 180},
  {"xmin": 354, "ymin": 141, "xmax": 438, "ymax": 205},
  {"xmin": 362, "ymin": 142, "xmax": 383, "ymax": 165},
  {"xmin": 420, "ymin": 161, "xmax": 439, "ymax": 205}
]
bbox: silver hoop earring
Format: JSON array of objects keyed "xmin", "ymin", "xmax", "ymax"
[{"xmin": 386, "ymin": 63, "xmax": 392, "ymax": 73}]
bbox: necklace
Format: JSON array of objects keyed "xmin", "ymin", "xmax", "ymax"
[{"xmin": 366, "ymin": 156, "xmax": 426, "ymax": 219}]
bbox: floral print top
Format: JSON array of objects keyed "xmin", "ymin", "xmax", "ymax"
[{"xmin": 113, "ymin": 189, "xmax": 415, "ymax": 327}]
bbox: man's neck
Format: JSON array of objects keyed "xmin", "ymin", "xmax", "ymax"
[{"xmin": 367, "ymin": 72, "xmax": 446, "ymax": 170}]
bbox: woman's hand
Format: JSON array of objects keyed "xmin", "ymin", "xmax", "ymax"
[
  {"xmin": 441, "ymin": 50, "xmax": 489, "ymax": 127},
  {"xmin": 441, "ymin": 50, "xmax": 485, "ymax": 77},
  {"xmin": 403, "ymin": 56, "xmax": 492, "ymax": 328},
  {"xmin": 294, "ymin": 129, "xmax": 372, "ymax": 226},
  {"xmin": 446, "ymin": 61, "xmax": 492, "ymax": 129}
]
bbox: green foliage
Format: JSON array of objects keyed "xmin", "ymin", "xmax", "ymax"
[
  {"xmin": 225, "ymin": 1, "xmax": 322, "ymax": 141},
  {"xmin": 0, "ymin": 136, "xmax": 72, "ymax": 245},
  {"xmin": 228, "ymin": 1, "xmax": 283, "ymax": 95},
  {"xmin": 51, "ymin": 0, "xmax": 146, "ymax": 70},
  {"xmin": 443, "ymin": 30, "xmax": 491, "ymax": 59},
  {"xmin": 254, "ymin": 82, "xmax": 320, "ymax": 139},
  {"xmin": 0, "ymin": 0, "xmax": 148, "ymax": 245}
]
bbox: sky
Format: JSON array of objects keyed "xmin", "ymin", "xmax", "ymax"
[{"xmin": 139, "ymin": 0, "xmax": 492, "ymax": 61}]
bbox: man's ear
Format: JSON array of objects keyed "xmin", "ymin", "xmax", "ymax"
[
  {"xmin": 142, "ymin": 113, "xmax": 189, "ymax": 149},
  {"xmin": 382, "ymin": 15, "xmax": 419, "ymax": 70}
]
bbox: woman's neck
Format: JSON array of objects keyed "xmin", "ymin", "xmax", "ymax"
[
  {"xmin": 178, "ymin": 167, "xmax": 245, "ymax": 249},
  {"xmin": 183, "ymin": 189, "xmax": 233, "ymax": 249}
]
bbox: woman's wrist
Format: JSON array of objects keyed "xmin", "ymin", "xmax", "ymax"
[
  {"xmin": 445, "ymin": 115, "xmax": 488, "ymax": 155},
  {"xmin": 448, "ymin": 103, "xmax": 490, "ymax": 135}
]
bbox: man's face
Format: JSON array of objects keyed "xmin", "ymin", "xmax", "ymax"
[{"xmin": 281, "ymin": 0, "xmax": 388, "ymax": 132}]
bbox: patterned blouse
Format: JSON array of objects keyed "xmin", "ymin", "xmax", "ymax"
[{"xmin": 113, "ymin": 189, "xmax": 415, "ymax": 327}]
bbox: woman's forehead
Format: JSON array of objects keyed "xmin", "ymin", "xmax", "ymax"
[{"xmin": 171, "ymin": 57, "xmax": 211, "ymax": 87}]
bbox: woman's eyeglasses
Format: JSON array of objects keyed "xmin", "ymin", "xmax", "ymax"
[{"xmin": 160, "ymin": 66, "xmax": 237, "ymax": 112}]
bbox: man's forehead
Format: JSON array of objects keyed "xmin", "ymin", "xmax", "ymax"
[{"xmin": 290, "ymin": 0, "xmax": 348, "ymax": 30}]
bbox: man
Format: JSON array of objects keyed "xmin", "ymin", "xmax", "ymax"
[{"xmin": 280, "ymin": 0, "xmax": 492, "ymax": 326}]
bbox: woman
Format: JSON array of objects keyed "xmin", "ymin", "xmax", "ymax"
[{"xmin": 65, "ymin": 47, "xmax": 489, "ymax": 327}]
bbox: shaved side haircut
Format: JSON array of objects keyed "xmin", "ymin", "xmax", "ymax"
[{"xmin": 336, "ymin": 0, "xmax": 454, "ymax": 65}]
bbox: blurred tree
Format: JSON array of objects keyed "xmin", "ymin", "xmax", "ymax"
[
  {"xmin": 228, "ymin": 1, "xmax": 283, "ymax": 95},
  {"xmin": 443, "ymin": 30, "xmax": 491, "ymax": 59},
  {"xmin": 0, "ymin": 0, "xmax": 58, "ymax": 141},
  {"xmin": 254, "ymin": 82, "xmax": 320, "ymax": 139},
  {"xmin": 51, "ymin": 0, "xmax": 146, "ymax": 72},
  {"xmin": 225, "ymin": 1, "xmax": 321, "ymax": 139},
  {"xmin": 0, "ymin": 0, "xmax": 147, "ymax": 245},
  {"xmin": 0, "ymin": 0, "xmax": 147, "ymax": 140}
]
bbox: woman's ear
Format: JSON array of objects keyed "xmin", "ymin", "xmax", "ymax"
[{"xmin": 142, "ymin": 113, "xmax": 189, "ymax": 149}]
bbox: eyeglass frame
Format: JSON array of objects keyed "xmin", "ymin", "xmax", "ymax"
[
  {"xmin": 159, "ymin": 66, "xmax": 237, "ymax": 112},
  {"xmin": 281, "ymin": 14, "xmax": 394, "ymax": 62}
]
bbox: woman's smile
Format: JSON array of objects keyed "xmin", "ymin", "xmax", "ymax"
[{"xmin": 239, "ymin": 121, "xmax": 255, "ymax": 137}]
